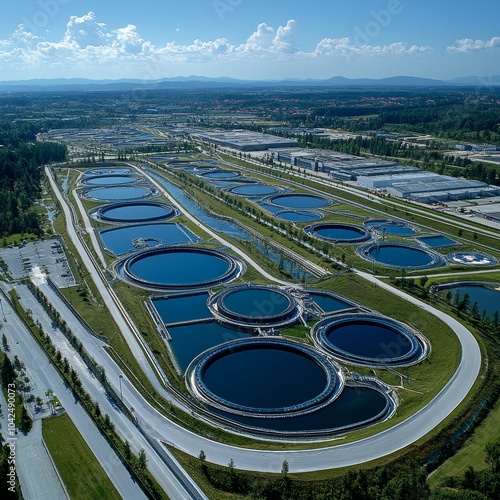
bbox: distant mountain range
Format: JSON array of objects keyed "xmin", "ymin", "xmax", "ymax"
[{"xmin": 0, "ymin": 74, "xmax": 499, "ymax": 92}]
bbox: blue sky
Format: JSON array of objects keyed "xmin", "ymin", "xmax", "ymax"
[{"xmin": 1, "ymin": 0, "xmax": 499, "ymax": 81}]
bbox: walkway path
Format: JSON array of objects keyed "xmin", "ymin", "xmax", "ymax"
[{"xmin": 15, "ymin": 420, "xmax": 69, "ymax": 500}]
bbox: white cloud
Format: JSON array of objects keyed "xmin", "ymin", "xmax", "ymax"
[
  {"xmin": 273, "ymin": 20, "xmax": 298, "ymax": 54},
  {"xmin": 64, "ymin": 12, "xmax": 110, "ymax": 48},
  {"xmin": 0, "ymin": 12, "xmax": 434, "ymax": 78},
  {"xmin": 113, "ymin": 25, "xmax": 152, "ymax": 55},
  {"xmin": 315, "ymin": 38, "xmax": 431, "ymax": 58},
  {"xmin": 238, "ymin": 20, "xmax": 298, "ymax": 55},
  {"xmin": 447, "ymin": 36, "xmax": 500, "ymax": 53},
  {"xmin": 243, "ymin": 22, "xmax": 275, "ymax": 52}
]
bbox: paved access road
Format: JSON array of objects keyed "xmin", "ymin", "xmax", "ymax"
[{"xmin": 0, "ymin": 288, "xmax": 147, "ymax": 500}]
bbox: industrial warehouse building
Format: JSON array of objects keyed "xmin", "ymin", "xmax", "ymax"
[
  {"xmin": 272, "ymin": 148, "xmax": 421, "ymax": 181},
  {"xmin": 193, "ymin": 130, "xmax": 298, "ymax": 151},
  {"xmin": 271, "ymin": 147, "xmax": 500, "ymax": 205},
  {"xmin": 385, "ymin": 178, "xmax": 500, "ymax": 203}
]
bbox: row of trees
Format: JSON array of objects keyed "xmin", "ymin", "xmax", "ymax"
[{"xmin": 0, "ymin": 121, "xmax": 67, "ymax": 237}]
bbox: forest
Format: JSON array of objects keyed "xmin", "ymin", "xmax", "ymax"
[{"xmin": 0, "ymin": 120, "xmax": 67, "ymax": 237}]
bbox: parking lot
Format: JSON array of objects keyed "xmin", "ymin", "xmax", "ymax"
[{"xmin": 0, "ymin": 239, "xmax": 76, "ymax": 288}]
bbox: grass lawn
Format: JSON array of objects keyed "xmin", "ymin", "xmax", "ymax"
[
  {"xmin": 42, "ymin": 413, "xmax": 121, "ymax": 500},
  {"xmin": 428, "ymin": 397, "xmax": 500, "ymax": 488}
]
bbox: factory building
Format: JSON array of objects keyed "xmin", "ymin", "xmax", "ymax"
[
  {"xmin": 192, "ymin": 130, "xmax": 298, "ymax": 151},
  {"xmin": 386, "ymin": 178, "xmax": 500, "ymax": 203}
]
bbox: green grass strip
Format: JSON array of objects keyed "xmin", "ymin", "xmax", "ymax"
[{"xmin": 42, "ymin": 413, "xmax": 121, "ymax": 500}]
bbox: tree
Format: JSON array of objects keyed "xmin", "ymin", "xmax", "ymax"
[
  {"xmin": 1, "ymin": 333, "xmax": 8, "ymax": 351},
  {"xmin": 19, "ymin": 405, "xmax": 31, "ymax": 432},
  {"xmin": 62, "ymin": 357, "xmax": 70, "ymax": 374},
  {"xmin": 137, "ymin": 449, "xmax": 147, "ymax": 471},
  {"xmin": 458, "ymin": 293, "xmax": 470, "ymax": 313},
  {"xmin": 463, "ymin": 465, "xmax": 477, "ymax": 490},
  {"xmin": 485, "ymin": 440, "xmax": 500, "ymax": 473},
  {"xmin": 471, "ymin": 301, "xmax": 479, "ymax": 319},
  {"xmin": 281, "ymin": 459, "xmax": 289, "ymax": 476},
  {"xmin": 419, "ymin": 275, "xmax": 429, "ymax": 289},
  {"xmin": 123, "ymin": 440, "xmax": 131, "ymax": 461},
  {"xmin": 1, "ymin": 355, "xmax": 16, "ymax": 387}
]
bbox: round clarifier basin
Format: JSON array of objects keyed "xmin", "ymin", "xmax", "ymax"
[
  {"xmin": 448, "ymin": 251, "xmax": 497, "ymax": 266},
  {"xmin": 189, "ymin": 338, "xmax": 340, "ymax": 416},
  {"xmin": 268, "ymin": 193, "xmax": 330, "ymax": 209},
  {"xmin": 211, "ymin": 285, "xmax": 297, "ymax": 326},
  {"xmin": 307, "ymin": 223, "xmax": 370, "ymax": 243},
  {"xmin": 82, "ymin": 175, "xmax": 138, "ymax": 186},
  {"xmin": 123, "ymin": 246, "xmax": 241, "ymax": 290},
  {"xmin": 275, "ymin": 210, "xmax": 322, "ymax": 223},
  {"xmin": 359, "ymin": 242, "xmax": 443, "ymax": 269},
  {"xmin": 96, "ymin": 202, "xmax": 175, "ymax": 223},
  {"xmin": 230, "ymin": 184, "xmax": 279, "ymax": 197},
  {"xmin": 82, "ymin": 186, "xmax": 155, "ymax": 202},
  {"xmin": 201, "ymin": 170, "xmax": 241, "ymax": 180},
  {"xmin": 84, "ymin": 167, "xmax": 131, "ymax": 176},
  {"xmin": 364, "ymin": 219, "xmax": 417, "ymax": 236},
  {"xmin": 314, "ymin": 314, "xmax": 422, "ymax": 366}
]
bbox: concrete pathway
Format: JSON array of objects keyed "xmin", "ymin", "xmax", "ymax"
[{"xmin": 14, "ymin": 419, "xmax": 68, "ymax": 500}]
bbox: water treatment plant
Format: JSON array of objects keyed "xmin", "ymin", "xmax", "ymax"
[
  {"xmin": 34, "ymin": 150, "xmax": 492, "ymax": 456},
  {"xmin": 5, "ymin": 66, "xmax": 500, "ymax": 499},
  {"xmin": 9, "ymin": 108, "xmax": 497, "ymax": 497},
  {"xmin": 57, "ymin": 155, "xmax": 496, "ymax": 443}
]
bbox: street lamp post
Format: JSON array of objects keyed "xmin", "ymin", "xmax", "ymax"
[
  {"xmin": 119, "ymin": 374, "xmax": 123, "ymax": 402},
  {"xmin": 0, "ymin": 298, "xmax": 6, "ymax": 321}
]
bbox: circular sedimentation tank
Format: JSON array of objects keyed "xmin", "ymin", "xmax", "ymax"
[
  {"xmin": 92, "ymin": 201, "xmax": 176, "ymax": 223},
  {"xmin": 120, "ymin": 246, "xmax": 243, "ymax": 290},
  {"xmin": 81, "ymin": 185, "xmax": 157, "ymax": 202},
  {"xmin": 448, "ymin": 251, "xmax": 498, "ymax": 266},
  {"xmin": 208, "ymin": 284, "xmax": 299, "ymax": 328},
  {"xmin": 229, "ymin": 184, "xmax": 279, "ymax": 197},
  {"xmin": 83, "ymin": 167, "xmax": 131, "ymax": 176},
  {"xmin": 81, "ymin": 174, "xmax": 139, "ymax": 186},
  {"xmin": 364, "ymin": 219, "xmax": 418, "ymax": 236},
  {"xmin": 200, "ymin": 170, "xmax": 241, "ymax": 180},
  {"xmin": 306, "ymin": 223, "xmax": 370, "ymax": 243},
  {"xmin": 275, "ymin": 210, "xmax": 323, "ymax": 223},
  {"xmin": 186, "ymin": 338, "xmax": 343, "ymax": 417},
  {"xmin": 266, "ymin": 193, "xmax": 330, "ymax": 209},
  {"xmin": 313, "ymin": 313, "xmax": 427, "ymax": 367},
  {"xmin": 357, "ymin": 242, "xmax": 446, "ymax": 270}
]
